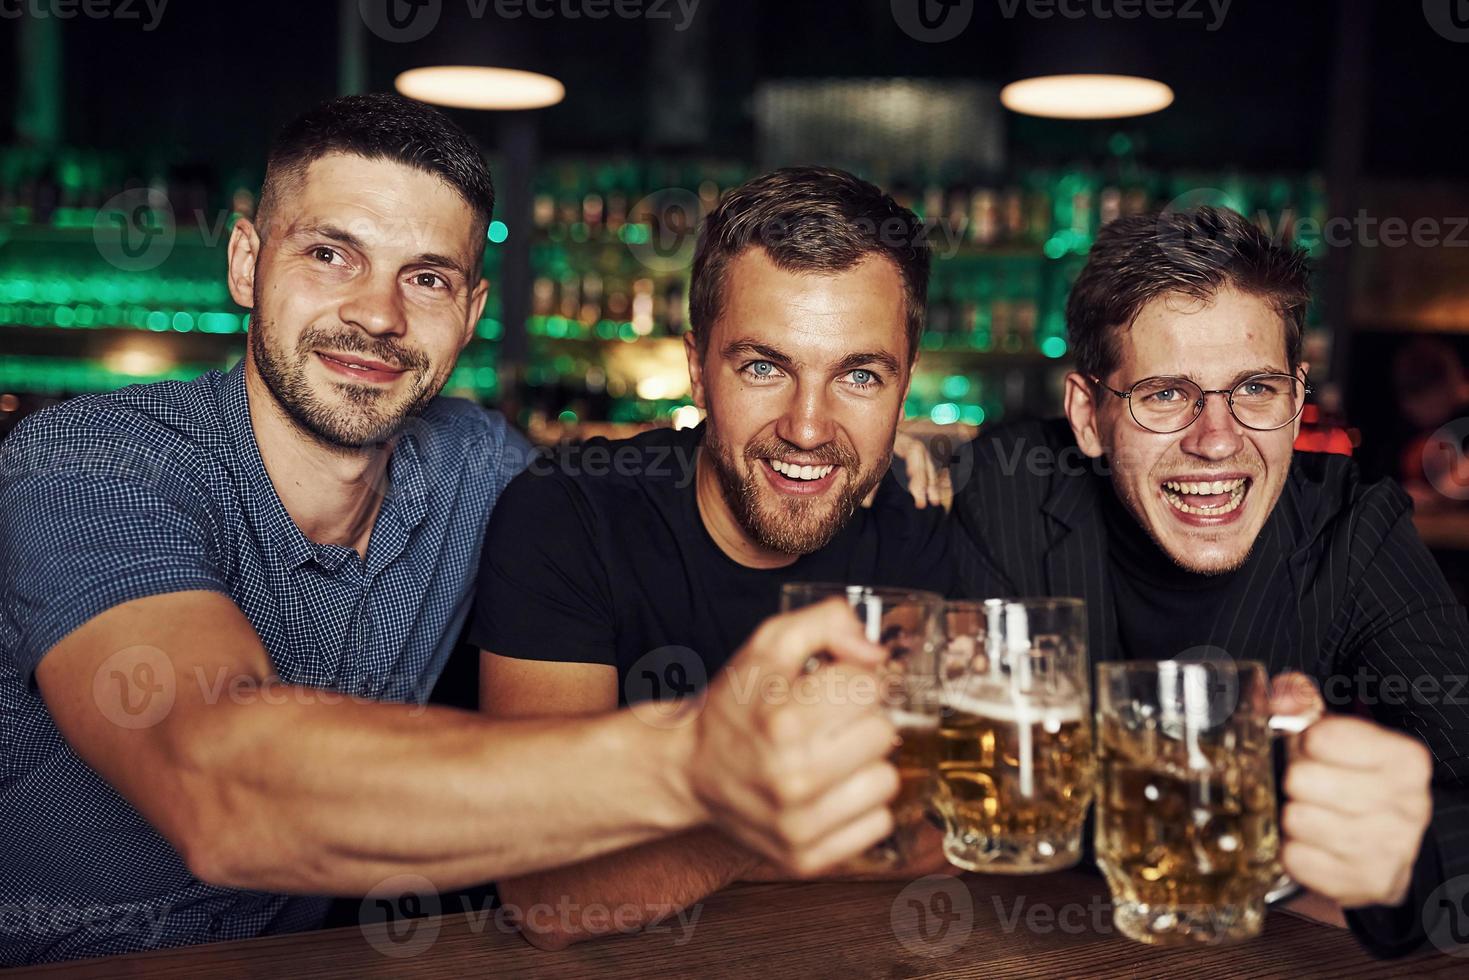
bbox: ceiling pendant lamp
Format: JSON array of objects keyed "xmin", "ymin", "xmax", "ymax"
[
  {"xmin": 394, "ymin": 65, "xmax": 564, "ymax": 111},
  {"xmin": 1000, "ymin": 74, "xmax": 1173, "ymax": 120}
]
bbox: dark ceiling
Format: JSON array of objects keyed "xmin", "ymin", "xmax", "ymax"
[{"xmin": 0, "ymin": 0, "xmax": 1462, "ymax": 181}]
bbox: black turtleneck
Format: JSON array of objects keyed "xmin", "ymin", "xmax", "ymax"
[{"xmin": 1102, "ymin": 485, "xmax": 1270, "ymax": 662}]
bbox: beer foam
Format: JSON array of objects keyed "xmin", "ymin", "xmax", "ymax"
[
  {"xmin": 940, "ymin": 692, "xmax": 1083, "ymax": 726},
  {"xmin": 888, "ymin": 709, "xmax": 940, "ymax": 730}
]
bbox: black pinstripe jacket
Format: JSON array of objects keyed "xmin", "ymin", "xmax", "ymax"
[{"xmin": 950, "ymin": 418, "xmax": 1469, "ymax": 959}]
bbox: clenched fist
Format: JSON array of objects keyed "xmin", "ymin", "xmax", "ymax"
[
  {"xmin": 687, "ymin": 598, "xmax": 902, "ymax": 876},
  {"xmin": 1272, "ymin": 673, "xmax": 1433, "ymax": 908}
]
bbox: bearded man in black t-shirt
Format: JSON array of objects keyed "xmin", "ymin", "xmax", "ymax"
[{"xmin": 467, "ymin": 167, "xmax": 960, "ymax": 948}]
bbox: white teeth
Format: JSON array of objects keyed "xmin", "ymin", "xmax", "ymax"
[
  {"xmin": 1162, "ymin": 478, "xmax": 1247, "ymax": 496},
  {"xmin": 1163, "ymin": 481, "xmax": 1248, "ymax": 516},
  {"xmin": 769, "ymin": 460, "xmax": 835, "ymax": 481}
]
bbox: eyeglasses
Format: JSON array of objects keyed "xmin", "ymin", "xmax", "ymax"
[{"xmin": 1090, "ymin": 373, "xmax": 1312, "ymax": 434}]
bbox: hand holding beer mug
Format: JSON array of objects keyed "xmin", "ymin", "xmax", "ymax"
[
  {"xmin": 1095, "ymin": 659, "xmax": 1318, "ymax": 946},
  {"xmin": 779, "ymin": 584, "xmax": 945, "ymax": 873},
  {"xmin": 933, "ymin": 598, "xmax": 1095, "ymax": 873}
]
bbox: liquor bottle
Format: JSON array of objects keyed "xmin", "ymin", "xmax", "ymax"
[
  {"xmin": 1099, "ymin": 186, "xmax": 1122, "ymax": 228},
  {"xmin": 1013, "ymin": 268, "xmax": 1039, "ymax": 352},
  {"xmin": 971, "ymin": 188, "xmax": 999, "ymax": 247},
  {"xmin": 579, "ymin": 273, "xmax": 604, "ymax": 327},
  {"xmin": 663, "ymin": 279, "xmax": 686, "ymax": 335},
  {"xmin": 631, "ymin": 278, "xmax": 654, "ymax": 336},
  {"xmin": 1001, "ymin": 187, "xmax": 1025, "ymax": 244},
  {"xmin": 532, "ymin": 275, "xmax": 555, "ymax": 317}
]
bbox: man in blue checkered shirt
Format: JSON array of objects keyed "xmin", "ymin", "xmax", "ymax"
[{"xmin": 0, "ymin": 95, "xmax": 913, "ymax": 964}]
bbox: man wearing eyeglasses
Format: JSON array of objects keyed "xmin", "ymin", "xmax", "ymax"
[{"xmin": 951, "ymin": 205, "xmax": 1469, "ymax": 959}]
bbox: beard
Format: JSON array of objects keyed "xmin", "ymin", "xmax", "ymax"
[
  {"xmin": 250, "ymin": 313, "xmax": 436, "ymax": 450},
  {"xmin": 703, "ymin": 423, "xmax": 889, "ymax": 556}
]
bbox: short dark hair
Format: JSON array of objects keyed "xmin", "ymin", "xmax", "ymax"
[
  {"xmin": 689, "ymin": 167, "xmax": 930, "ymax": 362},
  {"xmin": 255, "ymin": 93, "xmax": 495, "ymax": 265},
  {"xmin": 1067, "ymin": 206, "xmax": 1311, "ymax": 382}
]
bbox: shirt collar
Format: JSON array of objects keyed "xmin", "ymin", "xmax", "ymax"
[{"xmin": 218, "ymin": 360, "xmax": 430, "ymax": 570}]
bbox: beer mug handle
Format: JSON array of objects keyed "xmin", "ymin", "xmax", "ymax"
[
  {"xmin": 1263, "ymin": 706, "xmax": 1322, "ymax": 905},
  {"xmin": 1267, "ymin": 710, "xmax": 1319, "ymax": 735}
]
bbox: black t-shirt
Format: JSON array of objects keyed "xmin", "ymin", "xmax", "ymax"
[{"xmin": 469, "ymin": 423, "xmax": 957, "ymax": 701}]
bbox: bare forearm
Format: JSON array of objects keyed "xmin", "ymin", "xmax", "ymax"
[
  {"xmin": 498, "ymin": 828, "xmax": 759, "ymax": 950},
  {"xmin": 168, "ymin": 692, "xmax": 700, "ymax": 894}
]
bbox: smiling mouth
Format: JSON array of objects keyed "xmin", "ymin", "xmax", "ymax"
[
  {"xmin": 316, "ymin": 351, "xmax": 408, "ymax": 381},
  {"xmin": 767, "ymin": 459, "xmax": 836, "ymax": 481},
  {"xmin": 1161, "ymin": 477, "xmax": 1250, "ymax": 517}
]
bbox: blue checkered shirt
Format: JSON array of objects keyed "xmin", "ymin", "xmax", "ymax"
[{"xmin": 0, "ymin": 361, "xmax": 529, "ymax": 965}]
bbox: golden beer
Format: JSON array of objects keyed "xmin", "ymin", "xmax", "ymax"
[
  {"xmin": 932, "ymin": 695, "xmax": 1094, "ymax": 872},
  {"xmin": 1095, "ymin": 660, "xmax": 1288, "ymax": 946},
  {"xmin": 850, "ymin": 713, "xmax": 941, "ymax": 872},
  {"xmin": 1095, "ymin": 714, "xmax": 1280, "ymax": 944}
]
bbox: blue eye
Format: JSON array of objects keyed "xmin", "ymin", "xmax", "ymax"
[
  {"xmin": 848, "ymin": 369, "xmax": 878, "ymax": 387},
  {"xmin": 750, "ymin": 361, "xmax": 774, "ymax": 377}
]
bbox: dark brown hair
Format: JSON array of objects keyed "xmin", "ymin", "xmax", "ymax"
[
  {"xmin": 1067, "ymin": 206, "xmax": 1311, "ymax": 381},
  {"xmin": 689, "ymin": 167, "xmax": 930, "ymax": 362},
  {"xmin": 255, "ymin": 93, "xmax": 495, "ymax": 266}
]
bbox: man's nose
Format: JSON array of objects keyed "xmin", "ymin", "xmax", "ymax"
[
  {"xmin": 774, "ymin": 380, "xmax": 837, "ymax": 450},
  {"xmin": 1179, "ymin": 391, "xmax": 1246, "ymax": 461},
  {"xmin": 338, "ymin": 271, "xmax": 407, "ymax": 338}
]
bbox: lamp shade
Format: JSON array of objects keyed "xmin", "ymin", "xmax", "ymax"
[
  {"xmin": 1002, "ymin": 17, "xmax": 1174, "ymax": 120},
  {"xmin": 1000, "ymin": 74, "xmax": 1173, "ymax": 120},
  {"xmin": 394, "ymin": 66, "xmax": 564, "ymax": 111}
]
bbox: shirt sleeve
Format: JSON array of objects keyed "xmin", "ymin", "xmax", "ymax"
[
  {"xmin": 467, "ymin": 461, "xmax": 617, "ymax": 667},
  {"xmin": 1334, "ymin": 483, "xmax": 1469, "ymax": 956},
  {"xmin": 0, "ymin": 409, "xmax": 228, "ymax": 687}
]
